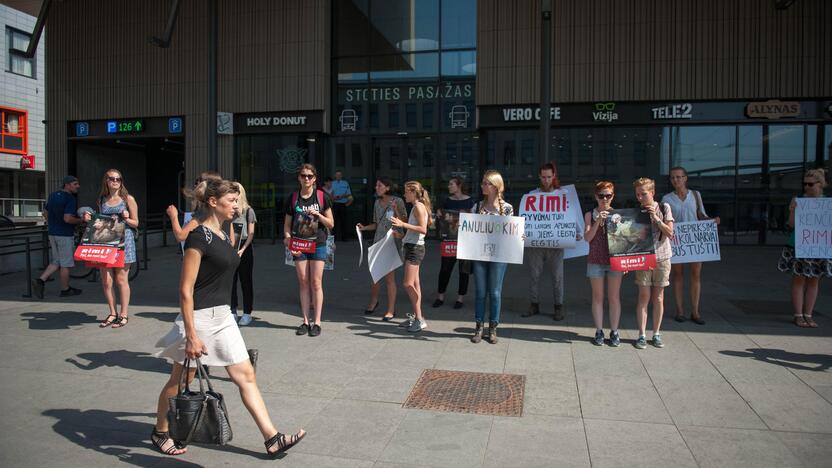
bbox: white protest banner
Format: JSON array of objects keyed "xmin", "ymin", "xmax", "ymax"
[
  {"xmin": 356, "ymin": 225, "xmax": 364, "ymax": 267},
  {"xmin": 285, "ymin": 234, "xmax": 335, "ymax": 270},
  {"xmin": 670, "ymin": 220, "xmax": 721, "ymax": 264},
  {"xmin": 562, "ymin": 184, "xmax": 589, "ymax": 259},
  {"xmin": 456, "ymin": 213, "xmax": 525, "ymax": 264},
  {"xmin": 795, "ymin": 197, "xmax": 832, "ymax": 259},
  {"xmin": 519, "ymin": 187, "xmax": 578, "ymax": 249},
  {"xmin": 367, "ymin": 229, "xmax": 403, "ymax": 283}
]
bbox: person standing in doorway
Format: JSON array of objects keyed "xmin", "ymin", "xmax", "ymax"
[
  {"xmin": 284, "ymin": 164, "xmax": 335, "ymax": 337},
  {"xmin": 633, "ymin": 178, "xmax": 675, "ymax": 349},
  {"xmin": 231, "ymin": 182, "xmax": 257, "ymax": 326},
  {"xmin": 662, "ymin": 166, "xmax": 720, "ymax": 325},
  {"xmin": 87, "ymin": 169, "xmax": 139, "ymax": 329},
  {"xmin": 32, "ymin": 176, "xmax": 84, "ymax": 299},
  {"xmin": 433, "ymin": 176, "xmax": 475, "ymax": 309},
  {"xmin": 330, "ymin": 170, "xmax": 352, "ymax": 241},
  {"xmin": 522, "ymin": 162, "xmax": 567, "ymax": 321}
]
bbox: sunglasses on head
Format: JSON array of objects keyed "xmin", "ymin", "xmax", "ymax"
[
  {"xmin": 107, "ymin": 176, "xmax": 122, "ymax": 182},
  {"xmin": 299, "ymin": 174, "xmax": 315, "ymax": 180},
  {"xmin": 596, "ymin": 193, "xmax": 613, "ymax": 200}
]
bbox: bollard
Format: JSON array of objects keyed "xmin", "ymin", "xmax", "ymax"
[{"xmin": 23, "ymin": 237, "xmax": 32, "ymax": 298}]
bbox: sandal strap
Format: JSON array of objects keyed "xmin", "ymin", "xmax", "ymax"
[
  {"xmin": 265, "ymin": 432, "xmax": 286, "ymax": 450},
  {"xmin": 151, "ymin": 429, "xmax": 185, "ymax": 454}
]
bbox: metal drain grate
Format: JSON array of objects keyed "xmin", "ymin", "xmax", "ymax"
[{"xmin": 403, "ymin": 369, "xmax": 525, "ymax": 417}]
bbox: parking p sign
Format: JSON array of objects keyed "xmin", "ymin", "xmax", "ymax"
[{"xmin": 168, "ymin": 117, "xmax": 183, "ymax": 134}]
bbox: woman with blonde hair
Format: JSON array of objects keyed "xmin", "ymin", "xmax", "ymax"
[
  {"xmin": 470, "ymin": 170, "xmax": 514, "ymax": 344},
  {"xmin": 85, "ymin": 169, "xmax": 139, "ymax": 329},
  {"xmin": 153, "ymin": 177, "xmax": 305, "ymax": 457},
  {"xmin": 780, "ymin": 168, "xmax": 829, "ymax": 328},
  {"xmin": 392, "ymin": 181, "xmax": 432, "ymax": 333},
  {"xmin": 230, "ymin": 182, "xmax": 257, "ymax": 325}
]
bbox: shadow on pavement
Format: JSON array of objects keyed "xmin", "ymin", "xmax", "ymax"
[
  {"xmin": 719, "ymin": 348, "xmax": 832, "ymax": 372},
  {"xmin": 21, "ymin": 311, "xmax": 99, "ymax": 330},
  {"xmin": 65, "ymin": 350, "xmax": 171, "ymax": 374}
]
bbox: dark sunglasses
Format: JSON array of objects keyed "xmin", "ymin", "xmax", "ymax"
[
  {"xmin": 107, "ymin": 176, "xmax": 122, "ymax": 182},
  {"xmin": 803, "ymin": 181, "xmax": 817, "ymax": 187},
  {"xmin": 299, "ymin": 174, "xmax": 315, "ymax": 180},
  {"xmin": 596, "ymin": 193, "xmax": 613, "ymax": 199}
]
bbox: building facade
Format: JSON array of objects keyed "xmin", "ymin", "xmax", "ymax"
[
  {"xmin": 44, "ymin": 0, "xmax": 831, "ymax": 244},
  {"xmin": 1, "ymin": 2, "xmax": 45, "ymax": 222}
]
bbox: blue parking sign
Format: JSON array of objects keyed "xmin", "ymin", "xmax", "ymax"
[
  {"xmin": 106, "ymin": 121, "xmax": 117, "ymax": 133},
  {"xmin": 168, "ymin": 117, "xmax": 183, "ymax": 134},
  {"xmin": 75, "ymin": 122, "xmax": 89, "ymax": 137}
]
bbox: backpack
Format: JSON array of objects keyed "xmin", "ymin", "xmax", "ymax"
[{"xmin": 291, "ymin": 189, "xmax": 325, "ymax": 211}]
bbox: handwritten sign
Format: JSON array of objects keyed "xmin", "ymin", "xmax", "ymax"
[
  {"xmin": 670, "ymin": 221, "xmax": 721, "ymax": 264},
  {"xmin": 519, "ymin": 188, "xmax": 577, "ymax": 249},
  {"xmin": 457, "ymin": 213, "xmax": 525, "ymax": 264},
  {"xmin": 795, "ymin": 198, "xmax": 832, "ymax": 259}
]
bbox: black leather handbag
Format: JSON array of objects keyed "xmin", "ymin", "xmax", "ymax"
[{"xmin": 167, "ymin": 358, "xmax": 233, "ymax": 445}]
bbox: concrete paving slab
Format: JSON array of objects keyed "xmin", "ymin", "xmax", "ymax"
[
  {"xmin": 731, "ymin": 382, "xmax": 832, "ymax": 433},
  {"xmin": 577, "ymin": 375, "xmax": 673, "ymax": 424},
  {"xmin": 650, "ymin": 378, "xmax": 767, "ymax": 429},
  {"xmin": 584, "ymin": 419, "xmax": 697, "ymax": 468},
  {"xmin": 484, "ymin": 415, "xmax": 590, "ymax": 468},
  {"xmin": 520, "ymin": 370, "xmax": 582, "ymax": 418},
  {"xmin": 680, "ymin": 426, "xmax": 804, "ymax": 468},
  {"xmin": 774, "ymin": 431, "xmax": 832, "ymax": 468}
]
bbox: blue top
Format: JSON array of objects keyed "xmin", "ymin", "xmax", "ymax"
[
  {"xmin": 46, "ymin": 190, "xmax": 77, "ymax": 237},
  {"xmin": 330, "ymin": 179, "xmax": 351, "ymax": 204}
]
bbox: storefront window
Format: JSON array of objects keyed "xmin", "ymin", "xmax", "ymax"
[
  {"xmin": 441, "ymin": 51, "xmax": 476, "ymax": 77},
  {"xmin": 441, "ymin": 0, "xmax": 477, "ymax": 49},
  {"xmin": 370, "ymin": 0, "xmax": 439, "ymax": 54},
  {"xmin": 736, "ymin": 126, "xmax": 763, "ymax": 244}
]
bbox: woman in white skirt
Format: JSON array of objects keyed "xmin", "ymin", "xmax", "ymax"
[{"xmin": 152, "ymin": 178, "xmax": 305, "ymax": 457}]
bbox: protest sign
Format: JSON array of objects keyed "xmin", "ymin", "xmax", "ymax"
[
  {"xmin": 795, "ymin": 197, "xmax": 832, "ymax": 259},
  {"xmin": 562, "ymin": 184, "xmax": 589, "ymax": 259},
  {"xmin": 285, "ymin": 234, "xmax": 335, "ymax": 270},
  {"xmin": 670, "ymin": 220, "xmax": 721, "ymax": 264},
  {"xmin": 519, "ymin": 188, "xmax": 578, "ymax": 249},
  {"xmin": 436, "ymin": 209, "xmax": 461, "ymax": 257},
  {"xmin": 367, "ymin": 230, "xmax": 403, "ymax": 283},
  {"xmin": 73, "ymin": 214, "xmax": 126, "ymax": 267},
  {"xmin": 457, "ymin": 213, "xmax": 525, "ymax": 264},
  {"xmin": 606, "ymin": 208, "xmax": 656, "ymax": 271}
]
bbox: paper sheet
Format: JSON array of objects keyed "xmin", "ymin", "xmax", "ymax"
[
  {"xmin": 367, "ymin": 229, "xmax": 402, "ymax": 283},
  {"xmin": 356, "ymin": 225, "xmax": 364, "ymax": 267}
]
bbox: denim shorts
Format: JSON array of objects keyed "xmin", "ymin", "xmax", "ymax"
[
  {"xmin": 586, "ymin": 263, "xmax": 624, "ymax": 278},
  {"xmin": 294, "ymin": 244, "xmax": 327, "ymax": 262}
]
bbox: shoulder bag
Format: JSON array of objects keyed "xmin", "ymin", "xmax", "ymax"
[{"xmin": 167, "ymin": 358, "xmax": 233, "ymax": 445}]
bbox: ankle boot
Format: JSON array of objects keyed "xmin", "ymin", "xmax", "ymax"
[
  {"xmin": 470, "ymin": 322, "xmax": 483, "ymax": 343},
  {"xmin": 487, "ymin": 321, "xmax": 498, "ymax": 344},
  {"xmin": 522, "ymin": 302, "xmax": 540, "ymax": 317}
]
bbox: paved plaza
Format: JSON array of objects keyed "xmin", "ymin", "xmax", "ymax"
[{"xmin": 0, "ymin": 241, "xmax": 830, "ymax": 467}]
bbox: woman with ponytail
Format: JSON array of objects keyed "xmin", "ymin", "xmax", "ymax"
[
  {"xmin": 153, "ymin": 178, "xmax": 305, "ymax": 458},
  {"xmin": 392, "ymin": 181, "xmax": 432, "ymax": 333}
]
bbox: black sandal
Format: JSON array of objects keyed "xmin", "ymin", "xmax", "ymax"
[
  {"xmin": 111, "ymin": 315, "xmax": 129, "ymax": 328},
  {"xmin": 151, "ymin": 429, "xmax": 186, "ymax": 456},
  {"xmin": 265, "ymin": 430, "xmax": 306, "ymax": 457},
  {"xmin": 99, "ymin": 314, "xmax": 117, "ymax": 328}
]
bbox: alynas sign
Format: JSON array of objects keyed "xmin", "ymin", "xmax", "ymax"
[
  {"xmin": 456, "ymin": 213, "xmax": 525, "ymax": 264},
  {"xmin": 519, "ymin": 187, "xmax": 579, "ymax": 249}
]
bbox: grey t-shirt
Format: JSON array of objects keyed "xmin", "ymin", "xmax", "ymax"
[
  {"xmin": 372, "ymin": 196, "xmax": 406, "ymax": 243},
  {"xmin": 232, "ymin": 207, "xmax": 257, "ymax": 243}
]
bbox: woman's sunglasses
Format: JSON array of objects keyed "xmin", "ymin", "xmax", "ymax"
[
  {"xmin": 299, "ymin": 174, "xmax": 315, "ymax": 180},
  {"xmin": 596, "ymin": 193, "xmax": 613, "ymax": 200},
  {"xmin": 107, "ymin": 176, "xmax": 122, "ymax": 182},
  {"xmin": 803, "ymin": 181, "xmax": 817, "ymax": 187}
]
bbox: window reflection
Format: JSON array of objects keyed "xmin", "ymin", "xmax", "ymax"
[
  {"xmin": 441, "ymin": 0, "xmax": 477, "ymax": 49},
  {"xmin": 370, "ymin": 53, "xmax": 439, "ymax": 82},
  {"xmin": 370, "ymin": 0, "xmax": 439, "ymax": 54},
  {"xmin": 441, "ymin": 51, "xmax": 476, "ymax": 77}
]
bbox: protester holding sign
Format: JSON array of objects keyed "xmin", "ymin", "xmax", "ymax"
[
  {"xmin": 84, "ymin": 169, "xmax": 139, "ymax": 329},
  {"xmin": 780, "ymin": 168, "xmax": 829, "ymax": 328},
  {"xmin": 662, "ymin": 167, "xmax": 720, "ymax": 325},
  {"xmin": 519, "ymin": 162, "xmax": 572, "ymax": 321},
  {"xmin": 391, "ymin": 181, "xmax": 433, "ymax": 333},
  {"xmin": 584, "ymin": 181, "xmax": 624, "ymax": 347},
  {"xmin": 433, "ymin": 176, "xmax": 475, "ymax": 310},
  {"xmin": 357, "ymin": 176, "xmax": 407, "ymax": 320},
  {"xmin": 468, "ymin": 170, "xmax": 515, "ymax": 344},
  {"xmin": 633, "ymin": 178, "xmax": 674, "ymax": 349},
  {"xmin": 283, "ymin": 164, "xmax": 334, "ymax": 337}
]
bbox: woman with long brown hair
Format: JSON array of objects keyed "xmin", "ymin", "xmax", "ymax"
[
  {"xmin": 392, "ymin": 181, "xmax": 432, "ymax": 333},
  {"xmin": 85, "ymin": 169, "xmax": 139, "ymax": 329}
]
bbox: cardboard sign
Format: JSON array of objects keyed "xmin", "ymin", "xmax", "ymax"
[
  {"xmin": 440, "ymin": 240, "xmax": 457, "ymax": 257},
  {"xmin": 670, "ymin": 220, "xmax": 721, "ymax": 264},
  {"xmin": 290, "ymin": 237, "xmax": 316, "ymax": 253},
  {"xmin": 562, "ymin": 184, "xmax": 589, "ymax": 259},
  {"xmin": 74, "ymin": 213, "xmax": 126, "ymax": 266},
  {"xmin": 84, "ymin": 250, "xmax": 126, "ymax": 269},
  {"xmin": 795, "ymin": 198, "xmax": 832, "ymax": 259},
  {"xmin": 367, "ymin": 230, "xmax": 403, "ymax": 283},
  {"xmin": 457, "ymin": 213, "xmax": 525, "ymax": 264},
  {"xmin": 74, "ymin": 245, "xmax": 119, "ymax": 264},
  {"xmin": 606, "ymin": 208, "xmax": 656, "ymax": 271},
  {"xmin": 519, "ymin": 188, "xmax": 578, "ymax": 249}
]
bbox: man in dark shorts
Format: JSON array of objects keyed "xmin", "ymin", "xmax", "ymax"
[{"xmin": 32, "ymin": 176, "xmax": 84, "ymax": 299}]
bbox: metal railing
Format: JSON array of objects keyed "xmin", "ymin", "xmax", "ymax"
[{"xmin": 0, "ymin": 198, "xmax": 45, "ymax": 218}]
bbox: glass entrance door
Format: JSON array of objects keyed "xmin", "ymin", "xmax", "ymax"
[{"xmin": 373, "ymin": 136, "xmax": 439, "ymax": 195}]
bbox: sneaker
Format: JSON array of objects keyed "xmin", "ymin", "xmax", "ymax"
[
  {"xmin": 652, "ymin": 334, "xmax": 664, "ymax": 348},
  {"xmin": 31, "ymin": 278, "xmax": 44, "ymax": 299},
  {"xmin": 238, "ymin": 314, "xmax": 253, "ymax": 326},
  {"xmin": 408, "ymin": 319, "xmax": 427, "ymax": 333},
  {"xmin": 309, "ymin": 324, "xmax": 321, "ymax": 337},
  {"xmin": 296, "ymin": 323, "xmax": 310, "ymax": 335},
  {"xmin": 399, "ymin": 313, "xmax": 415, "ymax": 328},
  {"xmin": 609, "ymin": 330, "xmax": 621, "ymax": 347},
  {"xmin": 59, "ymin": 286, "xmax": 82, "ymax": 297},
  {"xmin": 634, "ymin": 335, "xmax": 647, "ymax": 349},
  {"xmin": 593, "ymin": 329, "xmax": 604, "ymax": 346}
]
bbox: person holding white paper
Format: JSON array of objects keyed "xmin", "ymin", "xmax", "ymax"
[
  {"xmin": 391, "ymin": 181, "xmax": 432, "ymax": 333},
  {"xmin": 662, "ymin": 166, "xmax": 720, "ymax": 325},
  {"xmin": 470, "ymin": 170, "xmax": 514, "ymax": 345},
  {"xmin": 283, "ymin": 164, "xmax": 334, "ymax": 337},
  {"xmin": 356, "ymin": 176, "xmax": 407, "ymax": 320},
  {"xmin": 780, "ymin": 168, "xmax": 829, "ymax": 328}
]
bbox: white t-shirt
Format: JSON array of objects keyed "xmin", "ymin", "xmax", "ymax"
[{"xmin": 662, "ymin": 190, "xmax": 707, "ymax": 223}]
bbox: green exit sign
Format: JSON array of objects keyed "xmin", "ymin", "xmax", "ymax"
[{"xmin": 106, "ymin": 120, "xmax": 145, "ymax": 134}]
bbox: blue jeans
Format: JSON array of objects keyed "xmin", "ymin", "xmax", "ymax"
[{"xmin": 473, "ymin": 261, "xmax": 508, "ymax": 324}]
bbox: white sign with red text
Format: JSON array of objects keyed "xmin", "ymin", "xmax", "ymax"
[{"xmin": 519, "ymin": 188, "xmax": 578, "ymax": 249}]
